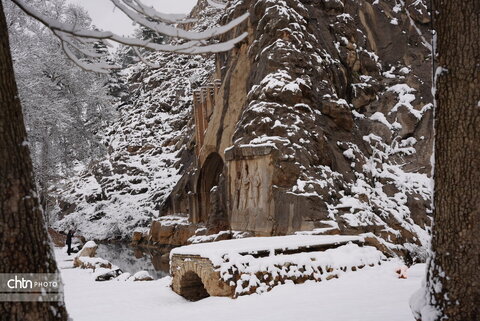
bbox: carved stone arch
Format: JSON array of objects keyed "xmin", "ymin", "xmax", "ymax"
[
  {"xmin": 177, "ymin": 270, "xmax": 210, "ymax": 301},
  {"xmin": 196, "ymin": 152, "xmax": 224, "ymax": 223}
]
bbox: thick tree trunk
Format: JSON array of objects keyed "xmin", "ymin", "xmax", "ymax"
[
  {"xmin": 0, "ymin": 3, "xmax": 68, "ymax": 321},
  {"xmin": 426, "ymin": 0, "xmax": 480, "ymax": 320}
]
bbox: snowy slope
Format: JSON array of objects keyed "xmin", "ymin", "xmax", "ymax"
[
  {"xmin": 51, "ymin": 1, "xmax": 222, "ymax": 240},
  {"xmin": 56, "ymin": 248, "xmax": 424, "ymax": 321}
]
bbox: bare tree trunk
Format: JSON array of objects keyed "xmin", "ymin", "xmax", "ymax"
[
  {"xmin": 0, "ymin": 3, "xmax": 68, "ymax": 321},
  {"xmin": 426, "ymin": 0, "xmax": 480, "ymax": 320}
]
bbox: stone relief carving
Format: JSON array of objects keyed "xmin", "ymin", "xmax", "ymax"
[
  {"xmin": 241, "ymin": 168, "xmax": 250, "ymax": 209},
  {"xmin": 233, "ymin": 162, "xmax": 265, "ymax": 210}
]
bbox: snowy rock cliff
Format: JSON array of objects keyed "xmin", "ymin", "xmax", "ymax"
[
  {"xmin": 53, "ymin": 0, "xmax": 433, "ymax": 260},
  {"xmin": 232, "ymin": 0, "xmax": 433, "ymax": 256},
  {"xmin": 160, "ymin": 0, "xmax": 433, "ymax": 259}
]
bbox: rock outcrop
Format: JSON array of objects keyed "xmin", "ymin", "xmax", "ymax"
[
  {"xmin": 76, "ymin": 241, "xmax": 98, "ymax": 258},
  {"xmin": 50, "ymin": 0, "xmax": 433, "ymax": 260},
  {"xmin": 161, "ymin": 0, "xmax": 433, "ymax": 258}
]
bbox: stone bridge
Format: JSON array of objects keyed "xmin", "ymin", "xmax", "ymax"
[
  {"xmin": 171, "ymin": 254, "xmax": 234, "ymax": 301},
  {"xmin": 170, "ymin": 235, "xmax": 381, "ymax": 301}
]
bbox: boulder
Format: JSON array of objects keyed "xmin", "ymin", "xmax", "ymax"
[
  {"xmin": 320, "ymin": 101, "xmax": 354, "ymax": 131},
  {"xmin": 148, "ymin": 218, "xmax": 197, "ymax": 246},
  {"xmin": 131, "ymin": 231, "xmax": 144, "ymax": 244},
  {"xmin": 77, "ymin": 241, "xmax": 98, "ymax": 257},
  {"xmin": 95, "ymin": 268, "xmax": 123, "ymax": 281},
  {"xmin": 74, "ymin": 257, "xmax": 112, "ymax": 270}
]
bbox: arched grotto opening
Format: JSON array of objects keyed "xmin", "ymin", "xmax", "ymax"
[{"xmin": 197, "ymin": 152, "xmax": 224, "ymax": 223}]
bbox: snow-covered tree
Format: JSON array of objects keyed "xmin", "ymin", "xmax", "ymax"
[{"xmin": 4, "ymin": 0, "xmax": 115, "ymax": 220}]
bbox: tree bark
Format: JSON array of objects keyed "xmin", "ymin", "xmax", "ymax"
[
  {"xmin": 0, "ymin": 3, "xmax": 68, "ymax": 321},
  {"xmin": 426, "ymin": 0, "xmax": 480, "ymax": 320}
]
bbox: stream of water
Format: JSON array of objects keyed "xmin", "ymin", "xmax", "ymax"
[{"xmin": 95, "ymin": 243, "xmax": 172, "ymax": 279}]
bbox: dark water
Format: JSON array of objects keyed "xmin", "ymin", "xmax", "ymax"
[{"xmin": 95, "ymin": 243, "xmax": 172, "ymax": 279}]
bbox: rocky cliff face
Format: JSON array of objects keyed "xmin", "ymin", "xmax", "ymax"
[
  {"xmin": 160, "ymin": 0, "xmax": 433, "ymax": 258},
  {"xmin": 53, "ymin": 0, "xmax": 433, "ymax": 260},
  {"xmin": 51, "ymin": 1, "xmax": 220, "ymax": 240}
]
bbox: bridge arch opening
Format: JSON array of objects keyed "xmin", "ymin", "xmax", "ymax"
[
  {"xmin": 197, "ymin": 152, "xmax": 224, "ymax": 223},
  {"xmin": 179, "ymin": 271, "xmax": 210, "ymax": 301}
]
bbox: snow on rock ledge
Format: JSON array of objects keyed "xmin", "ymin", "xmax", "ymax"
[{"xmin": 171, "ymin": 235, "xmax": 365, "ymax": 265}]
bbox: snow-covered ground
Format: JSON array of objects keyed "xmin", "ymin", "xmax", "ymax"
[{"xmin": 55, "ymin": 248, "xmax": 423, "ymax": 321}]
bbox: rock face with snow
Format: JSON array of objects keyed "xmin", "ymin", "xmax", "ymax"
[
  {"xmin": 161, "ymin": 0, "xmax": 433, "ymax": 258},
  {"xmin": 52, "ymin": 0, "xmax": 433, "ymax": 259}
]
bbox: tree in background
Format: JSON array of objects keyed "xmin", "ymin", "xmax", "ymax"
[
  {"xmin": 411, "ymin": 0, "xmax": 479, "ymax": 320},
  {"xmin": 5, "ymin": 1, "xmax": 115, "ymax": 223}
]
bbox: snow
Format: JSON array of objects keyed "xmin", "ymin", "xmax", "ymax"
[
  {"xmin": 383, "ymin": 66, "xmax": 397, "ymax": 78},
  {"xmin": 55, "ymin": 248, "xmax": 425, "ymax": 321},
  {"xmin": 219, "ymin": 243, "xmax": 386, "ymax": 296},
  {"xmin": 387, "ymin": 84, "xmax": 424, "ymax": 119},
  {"xmin": 82, "ymin": 241, "xmax": 97, "ymax": 249},
  {"xmin": 410, "ymin": 284, "xmax": 441, "ymax": 321},
  {"xmin": 132, "ymin": 270, "xmax": 153, "ymax": 280},
  {"xmin": 76, "ymin": 256, "xmax": 111, "ymax": 268},
  {"xmin": 207, "ymin": 0, "xmax": 227, "ymax": 9},
  {"xmin": 187, "ymin": 230, "xmax": 249, "ymax": 244},
  {"xmin": 343, "ymin": 148, "xmax": 356, "ymax": 159},
  {"xmin": 370, "ymin": 112, "xmax": 402, "ymax": 130},
  {"xmin": 155, "ymin": 215, "xmax": 190, "ymax": 227},
  {"xmin": 171, "ymin": 235, "xmax": 364, "ymax": 264},
  {"xmin": 335, "ymin": 196, "xmax": 368, "ymax": 210}
]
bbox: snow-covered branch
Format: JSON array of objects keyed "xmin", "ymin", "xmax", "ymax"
[
  {"xmin": 9, "ymin": 0, "xmax": 249, "ymax": 72},
  {"xmin": 121, "ymin": 0, "xmax": 197, "ymax": 24}
]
